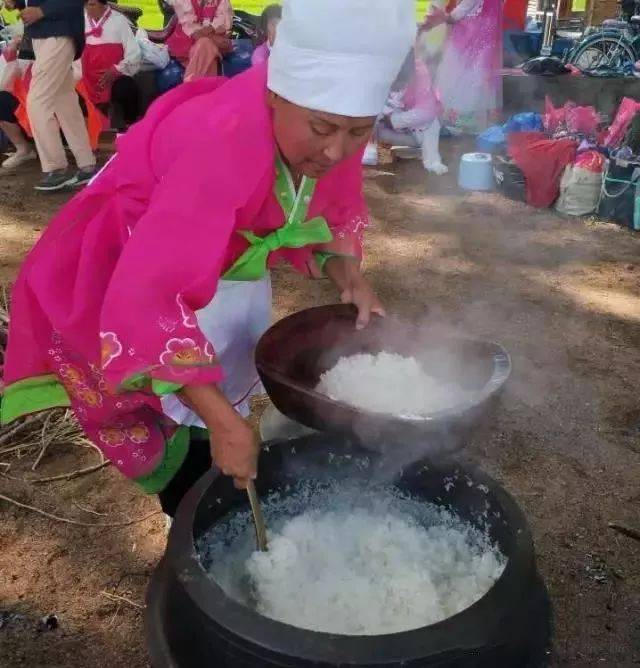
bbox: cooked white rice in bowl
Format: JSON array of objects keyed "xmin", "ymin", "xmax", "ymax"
[{"xmin": 316, "ymin": 352, "xmax": 473, "ymax": 418}]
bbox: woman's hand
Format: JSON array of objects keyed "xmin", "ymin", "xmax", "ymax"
[
  {"xmin": 324, "ymin": 256, "xmax": 386, "ymax": 329},
  {"xmin": 193, "ymin": 25, "xmax": 214, "ymax": 39},
  {"xmin": 209, "ymin": 414, "xmax": 259, "ymax": 490},
  {"xmin": 20, "ymin": 6, "xmax": 44, "ymax": 25},
  {"xmin": 420, "ymin": 7, "xmax": 447, "ymax": 31},
  {"xmin": 179, "ymin": 384, "xmax": 260, "ymax": 489},
  {"xmin": 97, "ymin": 67, "xmax": 118, "ymax": 91}
]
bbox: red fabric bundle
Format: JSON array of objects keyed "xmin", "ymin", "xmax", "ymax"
[{"xmin": 508, "ymin": 132, "xmax": 578, "ymax": 208}]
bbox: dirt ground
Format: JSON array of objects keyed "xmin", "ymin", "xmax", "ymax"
[{"xmin": 0, "ymin": 141, "xmax": 639, "ymax": 667}]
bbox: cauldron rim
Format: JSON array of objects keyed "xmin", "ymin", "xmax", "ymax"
[
  {"xmin": 254, "ymin": 304, "xmax": 513, "ymax": 426},
  {"xmin": 162, "ymin": 437, "xmax": 535, "ymax": 664}
]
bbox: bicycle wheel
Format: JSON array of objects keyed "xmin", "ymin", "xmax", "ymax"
[{"xmin": 569, "ymin": 35, "xmax": 637, "ymax": 69}]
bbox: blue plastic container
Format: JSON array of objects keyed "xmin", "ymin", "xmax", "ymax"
[
  {"xmin": 458, "ymin": 153, "xmax": 494, "ymax": 191},
  {"xmin": 222, "ymin": 39, "xmax": 254, "ymax": 78}
]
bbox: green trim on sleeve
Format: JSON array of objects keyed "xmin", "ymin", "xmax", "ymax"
[
  {"xmin": 1, "ymin": 375, "xmax": 71, "ymax": 425},
  {"xmin": 313, "ymin": 251, "xmax": 357, "ymax": 275},
  {"xmin": 151, "ymin": 379, "xmax": 183, "ymax": 396},
  {"xmin": 134, "ymin": 425, "xmax": 191, "ymax": 494}
]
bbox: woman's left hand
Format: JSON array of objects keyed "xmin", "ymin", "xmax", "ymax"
[
  {"xmin": 340, "ymin": 276, "xmax": 386, "ymax": 330},
  {"xmin": 324, "ymin": 256, "xmax": 386, "ymax": 330}
]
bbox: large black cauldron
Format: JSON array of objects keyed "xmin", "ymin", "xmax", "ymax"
[{"xmin": 145, "ymin": 435, "xmax": 551, "ymax": 667}]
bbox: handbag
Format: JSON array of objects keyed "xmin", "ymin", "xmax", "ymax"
[{"xmin": 597, "ymin": 158, "xmax": 640, "ymax": 231}]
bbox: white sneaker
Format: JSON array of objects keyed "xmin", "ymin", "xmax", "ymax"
[
  {"xmin": 2, "ymin": 149, "xmax": 37, "ymax": 171},
  {"xmin": 425, "ymin": 162, "xmax": 449, "ymax": 176}
]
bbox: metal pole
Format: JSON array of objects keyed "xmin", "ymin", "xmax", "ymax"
[{"xmin": 540, "ymin": 0, "xmax": 556, "ymax": 55}]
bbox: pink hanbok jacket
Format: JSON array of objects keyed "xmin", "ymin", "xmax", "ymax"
[{"xmin": 2, "ymin": 64, "xmax": 368, "ymax": 491}]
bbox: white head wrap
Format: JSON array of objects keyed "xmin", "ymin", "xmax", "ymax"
[{"xmin": 267, "ymin": 0, "xmax": 416, "ymax": 118}]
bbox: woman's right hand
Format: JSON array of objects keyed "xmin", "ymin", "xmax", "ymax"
[
  {"xmin": 179, "ymin": 383, "xmax": 260, "ymax": 489},
  {"xmin": 420, "ymin": 7, "xmax": 447, "ymax": 31},
  {"xmin": 209, "ymin": 414, "xmax": 260, "ymax": 490}
]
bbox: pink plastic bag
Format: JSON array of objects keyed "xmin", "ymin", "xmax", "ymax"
[
  {"xmin": 543, "ymin": 97, "xmax": 565, "ymax": 132},
  {"xmin": 566, "ymin": 105, "xmax": 600, "ymax": 135},
  {"xmin": 574, "ymin": 150, "xmax": 605, "ymax": 173},
  {"xmin": 604, "ymin": 97, "xmax": 640, "ymax": 148},
  {"xmin": 543, "ymin": 97, "xmax": 599, "ymax": 136}
]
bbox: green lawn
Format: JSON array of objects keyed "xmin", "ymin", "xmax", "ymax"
[
  {"xmin": 3, "ymin": 1, "xmax": 429, "ymax": 32},
  {"xmin": 125, "ymin": 0, "xmax": 430, "ymax": 31}
]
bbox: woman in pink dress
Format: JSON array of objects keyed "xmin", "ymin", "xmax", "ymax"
[
  {"xmin": 1, "ymin": 0, "xmax": 415, "ymax": 516},
  {"xmin": 166, "ymin": 0, "xmax": 233, "ymax": 82},
  {"xmin": 428, "ymin": 0, "xmax": 502, "ymax": 134}
]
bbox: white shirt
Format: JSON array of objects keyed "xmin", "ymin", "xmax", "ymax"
[{"xmin": 84, "ymin": 9, "xmax": 142, "ymax": 77}]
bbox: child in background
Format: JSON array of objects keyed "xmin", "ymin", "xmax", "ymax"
[
  {"xmin": 369, "ymin": 47, "xmax": 448, "ymax": 175},
  {"xmin": 251, "ymin": 4, "xmax": 281, "ymax": 66}
]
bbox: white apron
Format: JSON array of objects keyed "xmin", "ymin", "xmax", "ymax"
[{"xmin": 161, "ymin": 275, "xmax": 272, "ymax": 426}]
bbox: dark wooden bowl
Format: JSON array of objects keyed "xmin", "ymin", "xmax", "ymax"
[{"xmin": 255, "ymin": 305, "xmax": 511, "ymax": 452}]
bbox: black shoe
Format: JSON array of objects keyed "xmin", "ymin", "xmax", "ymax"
[
  {"xmin": 34, "ymin": 170, "xmax": 76, "ymax": 192},
  {"xmin": 73, "ymin": 165, "xmax": 99, "ymax": 188}
]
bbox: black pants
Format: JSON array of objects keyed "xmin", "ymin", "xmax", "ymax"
[
  {"xmin": 111, "ymin": 75, "xmax": 141, "ymax": 125},
  {"xmin": 0, "ymin": 91, "xmax": 19, "ymax": 124},
  {"xmin": 158, "ymin": 430, "xmax": 212, "ymax": 517}
]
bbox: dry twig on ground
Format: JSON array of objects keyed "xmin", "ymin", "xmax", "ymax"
[
  {"xmin": 609, "ymin": 521, "xmax": 640, "ymax": 542},
  {"xmin": 100, "ymin": 590, "xmax": 145, "ymax": 610},
  {"xmin": 0, "ymin": 492, "xmax": 160, "ymax": 528}
]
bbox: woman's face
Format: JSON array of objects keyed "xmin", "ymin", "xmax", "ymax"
[
  {"xmin": 85, "ymin": 0, "xmax": 107, "ymax": 21},
  {"xmin": 269, "ymin": 93, "xmax": 375, "ymax": 179}
]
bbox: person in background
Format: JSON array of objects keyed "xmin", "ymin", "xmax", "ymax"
[
  {"xmin": 0, "ymin": 91, "xmax": 36, "ymax": 170},
  {"xmin": 81, "ymin": 0, "xmax": 142, "ymax": 127},
  {"xmin": 0, "ymin": 37, "xmax": 37, "ymax": 170},
  {"xmin": 378, "ymin": 50, "xmax": 448, "ymax": 175},
  {"xmin": 426, "ymin": 0, "xmax": 502, "ymax": 135},
  {"xmin": 2, "ymin": 0, "xmax": 414, "ymax": 517},
  {"xmin": 5, "ymin": 0, "xmax": 97, "ymax": 191},
  {"xmin": 167, "ymin": 0, "xmax": 233, "ymax": 82},
  {"xmin": 251, "ymin": 3, "xmax": 281, "ymax": 66}
]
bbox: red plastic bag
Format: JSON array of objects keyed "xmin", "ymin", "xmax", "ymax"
[
  {"xmin": 574, "ymin": 150, "xmax": 605, "ymax": 173},
  {"xmin": 604, "ymin": 97, "xmax": 640, "ymax": 148},
  {"xmin": 508, "ymin": 132, "xmax": 578, "ymax": 208}
]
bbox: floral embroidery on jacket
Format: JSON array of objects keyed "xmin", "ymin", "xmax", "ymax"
[
  {"xmin": 160, "ymin": 338, "xmax": 203, "ymax": 366},
  {"xmin": 100, "ymin": 331, "xmax": 123, "ymax": 368},
  {"xmin": 176, "ymin": 294, "xmax": 198, "ymax": 329},
  {"xmin": 99, "ymin": 426, "xmax": 126, "ymax": 447}
]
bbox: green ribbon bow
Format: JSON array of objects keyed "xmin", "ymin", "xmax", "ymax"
[
  {"xmin": 223, "ymin": 155, "xmax": 333, "ymax": 281},
  {"xmin": 224, "ymin": 216, "xmax": 333, "ymax": 281}
]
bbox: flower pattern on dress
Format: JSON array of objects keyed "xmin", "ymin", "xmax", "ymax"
[
  {"xmin": 59, "ymin": 364, "xmax": 85, "ymax": 386},
  {"xmin": 176, "ymin": 294, "xmax": 197, "ymax": 329},
  {"xmin": 99, "ymin": 426, "xmax": 126, "ymax": 447},
  {"xmin": 100, "ymin": 331, "xmax": 123, "ymax": 369},
  {"xmin": 204, "ymin": 342, "xmax": 216, "ymax": 363},
  {"xmin": 128, "ymin": 424, "xmax": 150, "ymax": 444},
  {"xmin": 73, "ymin": 385, "xmax": 103, "ymax": 408},
  {"xmin": 158, "ymin": 316, "xmax": 178, "ymax": 333},
  {"xmin": 160, "ymin": 338, "xmax": 203, "ymax": 366}
]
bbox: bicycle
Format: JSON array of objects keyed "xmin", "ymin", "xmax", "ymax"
[{"xmin": 566, "ymin": 0, "xmax": 640, "ymax": 71}]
